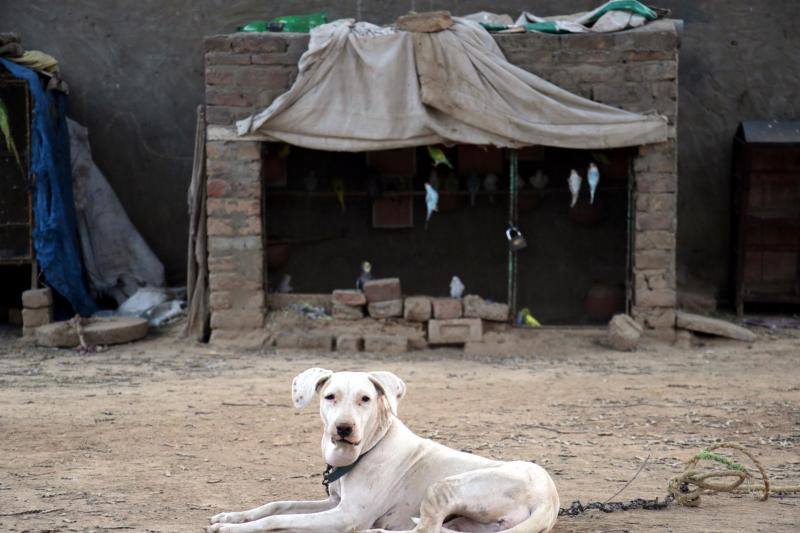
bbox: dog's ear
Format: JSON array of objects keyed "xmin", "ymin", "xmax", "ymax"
[
  {"xmin": 368, "ymin": 371, "xmax": 406, "ymax": 415},
  {"xmin": 292, "ymin": 368, "xmax": 333, "ymax": 409}
]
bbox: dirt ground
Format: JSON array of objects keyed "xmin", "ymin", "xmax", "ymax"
[{"xmin": 1, "ymin": 320, "xmax": 799, "ymax": 533}]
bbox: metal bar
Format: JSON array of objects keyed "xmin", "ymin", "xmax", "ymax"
[{"xmin": 507, "ymin": 149, "xmax": 519, "ymax": 320}]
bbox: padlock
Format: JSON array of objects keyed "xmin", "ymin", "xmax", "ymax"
[{"xmin": 506, "ymin": 225, "xmax": 528, "ymax": 252}]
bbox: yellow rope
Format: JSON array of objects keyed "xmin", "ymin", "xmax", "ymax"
[{"xmin": 668, "ymin": 442, "xmax": 800, "ymax": 507}]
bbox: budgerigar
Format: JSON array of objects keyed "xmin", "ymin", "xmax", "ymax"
[
  {"xmin": 425, "ymin": 182, "xmax": 439, "ymax": 229},
  {"xmin": 356, "ymin": 261, "xmax": 372, "ymax": 291},
  {"xmin": 568, "ymin": 169, "xmax": 582, "ymax": 208},
  {"xmin": 332, "ymin": 177, "xmax": 346, "ymax": 213},
  {"xmin": 427, "ymin": 146, "xmax": 453, "ymax": 169},
  {"xmin": 587, "ymin": 162, "xmax": 600, "ymax": 204},
  {"xmin": 450, "ymin": 276, "xmax": 465, "ymax": 298}
]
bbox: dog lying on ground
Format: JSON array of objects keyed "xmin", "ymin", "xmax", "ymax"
[{"xmin": 207, "ymin": 368, "xmax": 559, "ymax": 532}]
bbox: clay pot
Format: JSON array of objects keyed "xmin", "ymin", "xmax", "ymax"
[
  {"xmin": 584, "ymin": 282, "xmax": 626, "ymax": 322},
  {"xmin": 266, "ymin": 237, "xmax": 290, "ymax": 271}
]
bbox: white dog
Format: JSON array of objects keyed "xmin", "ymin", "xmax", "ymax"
[{"xmin": 207, "ymin": 368, "xmax": 559, "ymax": 532}]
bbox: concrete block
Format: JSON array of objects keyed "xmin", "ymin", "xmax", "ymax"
[
  {"xmin": 22, "ymin": 307, "xmax": 52, "ymax": 328},
  {"xmin": 675, "ymin": 311, "xmax": 756, "ymax": 342},
  {"xmin": 462, "ymin": 295, "xmax": 509, "ymax": 322},
  {"xmin": 607, "ymin": 314, "xmax": 643, "ymax": 351},
  {"xmin": 332, "ymin": 302, "xmax": 365, "ymax": 320},
  {"xmin": 368, "ymin": 299, "xmax": 403, "ymax": 319},
  {"xmin": 363, "ymin": 335, "xmax": 408, "ymax": 354},
  {"xmin": 274, "ymin": 332, "xmax": 334, "ymax": 351},
  {"xmin": 363, "ymin": 278, "xmax": 401, "ymax": 303},
  {"xmin": 336, "ymin": 334, "xmax": 363, "ymax": 352},
  {"xmin": 36, "ymin": 317, "xmax": 148, "ymax": 348},
  {"xmin": 403, "ymin": 296, "xmax": 431, "ymax": 322},
  {"xmin": 332, "ymin": 290, "xmax": 367, "ymax": 307},
  {"xmin": 432, "ymin": 298, "xmax": 462, "ymax": 319},
  {"xmin": 428, "ymin": 318, "xmax": 483, "ymax": 344},
  {"xmin": 22, "ymin": 288, "xmax": 52, "ymax": 309}
]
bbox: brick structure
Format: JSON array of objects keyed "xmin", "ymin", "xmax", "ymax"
[{"xmin": 203, "ymin": 20, "xmax": 680, "ymax": 340}]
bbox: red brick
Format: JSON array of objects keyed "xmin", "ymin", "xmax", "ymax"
[
  {"xmin": 432, "ymin": 298, "xmax": 462, "ymax": 319},
  {"xmin": 205, "ymin": 65, "xmax": 236, "ymax": 85},
  {"xmin": 403, "ymin": 297, "xmax": 432, "ymax": 322},
  {"xmin": 204, "ymin": 35, "xmax": 232, "ymax": 52},
  {"xmin": 207, "ymin": 198, "xmax": 260, "ymax": 218},
  {"xmin": 237, "ymin": 66, "xmax": 292, "ymax": 88},
  {"xmin": 209, "ymin": 273, "xmax": 261, "ymax": 292},
  {"xmin": 332, "ymin": 290, "xmax": 367, "ymax": 306},
  {"xmin": 230, "ymin": 35, "xmax": 288, "ymax": 54},
  {"xmin": 207, "ymin": 179, "xmax": 229, "ymax": 198},
  {"xmin": 206, "ymin": 88, "xmax": 253, "ymax": 107},
  {"xmin": 367, "ymin": 300, "xmax": 403, "ymax": 319},
  {"xmin": 363, "ymin": 278, "xmax": 402, "ymax": 303},
  {"xmin": 205, "ymin": 52, "xmax": 251, "ymax": 65}
]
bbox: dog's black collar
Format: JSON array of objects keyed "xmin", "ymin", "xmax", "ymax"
[{"xmin": 322, "ymin": 451, "xmax": 367, "ymax": 495}]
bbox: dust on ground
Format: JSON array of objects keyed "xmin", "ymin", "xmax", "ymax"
[{"xmin": 0, "ymin": 321, "xmax": 798, "ymax": 532}]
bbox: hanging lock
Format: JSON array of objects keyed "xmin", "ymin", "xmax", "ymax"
[{"xmin": 506, "ymin": 225, "xmax": 528, "ymax": 252}]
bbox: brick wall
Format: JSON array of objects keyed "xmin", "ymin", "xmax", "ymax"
[{"xmin": 203, "ymin": 21, "xmax": 680, "ymax": 340}]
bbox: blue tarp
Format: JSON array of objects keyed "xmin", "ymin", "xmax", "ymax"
[{"xmin": 0, "ymin": 58, "xmax": 96, "ymax": 316}]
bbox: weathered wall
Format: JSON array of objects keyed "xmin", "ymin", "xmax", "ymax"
[{"xmin": 2, "ymin": 1, "xmax": 798, "ymax": 298}]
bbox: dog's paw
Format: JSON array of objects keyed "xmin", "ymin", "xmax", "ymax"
[
  {"xmin": 209, "ymin": 511, "xmax": 247, "ymax": 525},
  {"xmin": 206, "ymin": 522, "xmax": 238, "ymax": 533}
]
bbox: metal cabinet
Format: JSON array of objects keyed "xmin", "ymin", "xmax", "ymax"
[{"xmin": 733, "ymin": 121, "xmax": 800, "ymax": 315}]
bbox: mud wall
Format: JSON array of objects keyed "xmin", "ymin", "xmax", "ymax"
[{"xmin": 2, "ymin": 1, "xmax": 798, "ymax": 300}]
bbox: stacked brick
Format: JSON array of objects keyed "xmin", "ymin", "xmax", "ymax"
[
  {"xmin": 204, "ymin": 33, "xmax": 309, "ymax": 127},
  {"xmin": 21, "ymin": 288, "xmax": 53, "ymax": 337},
  {"xmin": 205, "ymin": 140, "xmax": 266, "ymax": 342}
]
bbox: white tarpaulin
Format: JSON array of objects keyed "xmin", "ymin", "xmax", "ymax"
[
  {"xmin": 236, "ymin": 18, "xmax": 668, "ymax": 151},
  {"xmin": 69, "ymin": 119, "xmax": 165, "ymax": 304}
]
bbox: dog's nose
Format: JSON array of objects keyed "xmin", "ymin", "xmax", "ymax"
[{"xmin": 336, "ymin": 424, "xmax": 353, "ymax": 438}]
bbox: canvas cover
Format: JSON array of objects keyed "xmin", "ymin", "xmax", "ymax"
[
  {"xmin": 68, "ymin": 118, "xmax": 165, "ymax": 305},
  {"xmin": 237, "ymin": 18, "xmax": 668, "ymax": 151}
]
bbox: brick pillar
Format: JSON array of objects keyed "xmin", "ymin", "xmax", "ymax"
[
  {"xmin": 632, "ymin": 139, "xmax": 678, "ymax": 331},
  {"xmin": 206, "ymin": 140, "xmax": 266, "ymax": 341}
]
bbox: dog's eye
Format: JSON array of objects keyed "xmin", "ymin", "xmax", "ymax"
[
  {"xmin": 324, "ymin": 394, "xmax": 335, "ymax": 401},
  {"xmin": 361, "ymin": 396, "xmax": 370, "ymax": 402}
]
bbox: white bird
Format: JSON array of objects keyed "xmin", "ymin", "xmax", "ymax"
[
  {"xmin": 587, "ymin": 162, "xmax": 600, "ymax": 204},
  {"xmin": 568, "ymin": 169, "xmax": 582, "ymax": 208},
  {"xmin": 450, "ymin": 276, "xmax": 465, "ymax": 298},
  {"xmin": 425, "ymin": 182, "xmax": 439, "ymax": 229}
]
